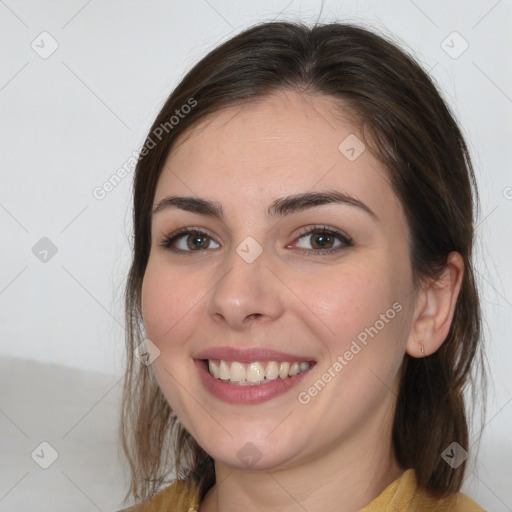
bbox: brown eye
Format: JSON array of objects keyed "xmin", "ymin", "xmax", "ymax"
[
  {"xmin": 309, "ymin": 232, "xmax": 336, "ymax": 249},
  {"xmin": 293, "ymin": 227, "xmax": 352, "ymax": 254},
  {"xmin": 186, "ymin": 233, "xmax": 210, "ymax": 250},
  {"xmin": 161, "ymin": 229, "xmax": 220, "ymax": 253}
]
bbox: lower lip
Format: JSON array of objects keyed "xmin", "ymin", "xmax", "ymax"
[{"xmin": 195, "ymin": 360, "xmax": 313, "ymax": 404}]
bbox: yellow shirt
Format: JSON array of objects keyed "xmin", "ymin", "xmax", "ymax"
[{"xmin": 118, "ymin": 468, "xmax": 486, "ymax": 511}]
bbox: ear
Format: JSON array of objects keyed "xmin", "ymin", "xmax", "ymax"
[{"xmin": 406, "ymin": 252, "xmax": 464, "ymax": 358}]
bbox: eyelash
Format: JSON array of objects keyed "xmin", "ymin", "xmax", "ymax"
[{"xmin": 159, "ymin": 225, "xmax": 353, "ymax": 256}]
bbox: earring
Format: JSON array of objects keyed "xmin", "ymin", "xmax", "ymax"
[{"xmin": 418, "ymin": 340, "xmax": 425, "ymax": 356}]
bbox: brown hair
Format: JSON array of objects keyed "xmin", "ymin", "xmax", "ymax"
[{"xmin": 120, "ymin": 21, "xmax": 485, "ymax": 505}]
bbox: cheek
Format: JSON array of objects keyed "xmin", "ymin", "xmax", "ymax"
[
  {"xmin": 302, "ymin": 260, "xmax": 398, "ymax": 351},
  {"xmin": 141, "ymin": 257, "xmax": 201, "ymax": 349},
  {"xmin": 297, "ymin": 264, "xmax": 408, "ymax": 415},
  {"xmin": 140, "ymin": 258, "xmax": 202, "ymax": 417}
]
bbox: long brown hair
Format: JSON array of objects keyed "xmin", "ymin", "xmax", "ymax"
[{"xmin": 120, "ymin": 21, "xmax": 485, "ymax": 505}]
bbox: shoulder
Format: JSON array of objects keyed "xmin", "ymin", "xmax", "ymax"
[
  {"xmin": 414, "ymin": 491, "xmax": 486, "ymax": 512},
  {"xmin": 448, "ymin": 492, "xmax": 487, "ymax": 512},
  {"xmin": 362, "ymin": 469, "xmax": 487, "ymax": 511},
  {"xmin": 116, "ymin": 479, "xmax": 199, "ymax": 512}
]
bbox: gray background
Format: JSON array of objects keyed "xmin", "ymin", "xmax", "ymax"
[{"xmin": 0, "ymin": 0, "xmax": 511, "ymax": 510}]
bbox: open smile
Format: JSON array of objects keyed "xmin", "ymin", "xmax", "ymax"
[{"xmin": 194, "ymin": 347, "xmax": 316, "ymax": 404}]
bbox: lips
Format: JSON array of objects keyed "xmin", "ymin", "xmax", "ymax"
[
  {"xmin": 194, "ymin": 346, "xmax": 315, "ymax": 364},
  {"xmin": 194, "ymin": 347, "xmax": 316, "ymax": 404}
]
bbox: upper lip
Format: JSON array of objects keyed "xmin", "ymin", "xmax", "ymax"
[{"xmin": 194, "ymin": 346, "xmax": 315, "ymax": 363}]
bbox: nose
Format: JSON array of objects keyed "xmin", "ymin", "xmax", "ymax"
[{"xmin": 207, "ymin": 245, "xmax": 285, "ymax": 330}]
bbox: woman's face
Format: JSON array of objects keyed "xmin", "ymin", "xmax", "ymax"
[{"xmin": 141, "ymin": 90, "xmax": 417, "ymax": 471}]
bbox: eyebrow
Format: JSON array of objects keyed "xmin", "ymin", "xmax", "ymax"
[{"xmin": 152, "ymin": 190, "xmax": 378, "ymax": 221}]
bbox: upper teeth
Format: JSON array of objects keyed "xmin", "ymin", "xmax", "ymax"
[{"xmin": 208, "ymin": 360, "xmax": 310, "ymax": 385}]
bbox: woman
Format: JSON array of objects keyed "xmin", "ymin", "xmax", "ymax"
[{"xmin": 118, "ymin": 21, "xmax": 486, "ymax": 511}]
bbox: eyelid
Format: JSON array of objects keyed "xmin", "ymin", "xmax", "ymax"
[{"xmin": 294, "ymin": 224, "xmax": 352, "ymax": 244}]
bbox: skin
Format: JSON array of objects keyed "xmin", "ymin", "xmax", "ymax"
[{"xmin": 141, "ymin": 90, "xmax": 464, "ymax": 512}]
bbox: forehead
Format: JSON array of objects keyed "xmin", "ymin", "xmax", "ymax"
[{"xmin": 155, "ymin": 91, "xmax": 397, "ymax": 219}]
